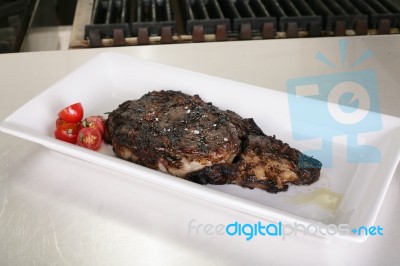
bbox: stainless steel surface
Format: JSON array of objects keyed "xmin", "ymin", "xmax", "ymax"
[
  {"xmin": 0, "ymin": 36, "xmax": 400, "ymax": 265},
  {"xmin": 69, "ymin": 0, "xmax": 93, "ymax": 48}
]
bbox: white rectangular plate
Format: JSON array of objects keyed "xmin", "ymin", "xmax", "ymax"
[{"xmin": 1, "ymin": 52, "xmax": 400, "ymax": 242}]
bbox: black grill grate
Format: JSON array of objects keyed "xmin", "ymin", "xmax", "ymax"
[
  {"xmin": 81, "ymin": 0, "xmax": 400, "ymax": 47},
  {"xmin": 131, "ymin": 0, "xmax": 176, "ymax": 36},
  {"xmin": 352, "ymin": 0, "xmax": 400, "ymax": 28},
  {"xmin": 180, "ymin": 0, "xmax": 230, "ymax": 35}
]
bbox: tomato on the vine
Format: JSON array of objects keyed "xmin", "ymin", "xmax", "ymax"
[
  {"xmin": 77, "ymin": 127, "xmax": 102, "ymax": 151},
  {"xmin": 58, "ymin": 102, "xmax": 84, "ymax": 123},
  {"xmin": 54, "ymin": 123, "xmax": 79, "ymax": 144}
]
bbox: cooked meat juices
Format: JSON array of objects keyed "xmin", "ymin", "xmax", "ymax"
[{"xmin": 104, "ymin": 90, "xmax": 322, "ymax": 193}]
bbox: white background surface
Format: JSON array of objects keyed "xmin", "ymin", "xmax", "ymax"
[{"xmin": 1, "ymin": 36, "xmax": 400, "ymax": 265}]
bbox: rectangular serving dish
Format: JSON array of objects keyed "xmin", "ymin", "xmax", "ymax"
[{"xmin": 1, "ymin": 52, "xmax": 399, "ymax": 242}]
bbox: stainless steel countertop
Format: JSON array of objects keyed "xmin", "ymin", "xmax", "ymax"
[{"xmin": 1, "ymin": 36, "xmax": 399, "ymax": 265}]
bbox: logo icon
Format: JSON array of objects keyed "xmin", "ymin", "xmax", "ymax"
[{"xmin": 287, "ymin": 39, "xmax": 382, "ymax": 167}]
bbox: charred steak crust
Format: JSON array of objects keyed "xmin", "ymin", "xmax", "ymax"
[
  {"xmin": 105, "ymin": 90, "xmax": 322, "ymax": 193},
  {"xmin": 186, "ymin": 135, "xmax": 322, "ymax": 193},
  {"xmin": 104, "ymin": 90, "xmax": 241, "ymax": 177}
]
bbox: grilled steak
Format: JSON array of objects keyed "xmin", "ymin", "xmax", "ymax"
[
  {"xmin": 104, "ymin": 90, "xmax": 241, "ymax": 177},
  {"xmin": 186, "ymin": 135, "xmax": 322, "ymax": 193},
  {"xmin": 104, "ymin": 90, "xmax": 322, "ymax": 193}
]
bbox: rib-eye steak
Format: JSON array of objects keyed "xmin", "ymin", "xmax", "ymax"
[
  {"xmin": 186, "ymin": 135, "xmax": 321, "ymax": 193},
  {"xmin": 104, "ymin": 90, "xmax": 322, "ymax": 193},
  {"xmin": 104, "ymin": 90, "xmax": 241, "ymax": 177}
]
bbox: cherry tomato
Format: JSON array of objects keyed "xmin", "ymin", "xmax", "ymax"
[
  {"xmin": 54, "ymin": 123, "xmax": 78, "ymax": 144},
  {"xmin": 55, "ymin": 117, "xmax": 67, "ymax": 128},
  {"xmin": 58, "ymin": 102, "xmax": 84, "ymax": 123},
  {"xmin": 77, "ymin": 127, "xmax": 102, "ymax": 151},
  {"xmin": 80, "ymin": 115, "xmax": 105, "ymax": 136}
]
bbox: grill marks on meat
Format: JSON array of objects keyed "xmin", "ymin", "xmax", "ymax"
[
  {"xmin": 104, "ymin": 90, "xmax": 241, "ymax": 177},
  {"xmin": 105, "ymin": 90, "xmax": 322, "ymax": 193}
]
